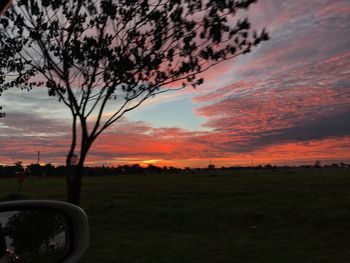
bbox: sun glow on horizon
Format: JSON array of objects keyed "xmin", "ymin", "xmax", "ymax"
[{"xmin": 142, "ymin": 159, "xmax": 161, "ymax": 166}]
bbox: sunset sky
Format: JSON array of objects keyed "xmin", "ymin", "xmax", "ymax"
[{"xmin": 0, "ymin": 0, "xmax": 349, "ymax": 167}]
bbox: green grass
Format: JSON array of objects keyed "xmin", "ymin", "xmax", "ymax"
[{"xmin": 1, "ymin": 169, "xmax": 350, "ymax": 263}]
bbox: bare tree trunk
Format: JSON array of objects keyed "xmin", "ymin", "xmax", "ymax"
[
  {"xmin": 67, "ymin": 163, "xmax": 83, "ymax": 205},
  {"xmin": 66, "ymin": 115, "xmax": 78, "ymax": 204},
  {"xmin": 66, "ymin": 139, "xmax": 91, "ymax": 205}
]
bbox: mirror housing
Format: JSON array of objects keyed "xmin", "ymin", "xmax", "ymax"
[{"xmin": 0, "ymin": 200, "xmax": 89, "ymax": 263}]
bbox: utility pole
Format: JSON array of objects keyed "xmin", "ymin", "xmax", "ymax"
[{"xmin": 37, "ymin": 151, "xmax": 40, "ymax": 164}]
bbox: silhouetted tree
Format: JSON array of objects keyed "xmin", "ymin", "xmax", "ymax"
[
  {"xmin": 13, "ymin": 161, "xmax": 24, "ymax": 173},
  {"xmin": 331, "ymin": 163, "xmax": 339, "ymax": 168},
  {"xmin": 264, "ymin": 164, "xmax": 272, "ymax": 169},
  {"xmin": 146, "ymin": 164, "xmax": 162, "ymax": 174},
  {"xmin": 26, "ymin": 163, "xmax": 43, "ymax": 176},
  {"xmin": 43, "ymin": 163, "xmax": 55, "ymax": 176},
  {"xmin": 1, "ymin": 0, "xmax": 268, "ymax": 204},
  {"xmin": 314, "ymin": 160, "xmax": 321, "ymax": 168},
  {"xmin": 4, "ymin": 210, "xmax": 66, "ymax": 258},
  {"xmin": 0, "ymin": 1, "xmax": 39, "ymax": 97}
]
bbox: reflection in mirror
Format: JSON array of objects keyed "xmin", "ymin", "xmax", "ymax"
[{"xmin": 0, "ymin": 209, "xmax": 69, "ymax": 263}]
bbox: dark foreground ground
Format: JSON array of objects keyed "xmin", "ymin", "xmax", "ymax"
[{"xmin": 1, "ymin": 169, "xmax": 350, "ymax": 263}]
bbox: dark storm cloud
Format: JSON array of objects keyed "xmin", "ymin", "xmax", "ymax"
[{"xmin": 233, "ymin": 109, "xmax": 350, "ymax": 152}]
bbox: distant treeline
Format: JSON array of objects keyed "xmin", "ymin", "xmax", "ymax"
[
  {"xmin": 0, "ymin": 161, "xmax": 349, "ymax": 178},
  {"xmin": 0, "ymin": 163, "xmax": 181, "ymax": 178}
]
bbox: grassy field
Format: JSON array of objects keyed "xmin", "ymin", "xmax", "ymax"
[{"xmin": 1, "ymin": 169, "xmax": 350, "ymax": 263}]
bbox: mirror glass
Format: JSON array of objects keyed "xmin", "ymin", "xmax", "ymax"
[{"xmin": 0, "ymin": 209, "xmax": 69, "ymax": 263}]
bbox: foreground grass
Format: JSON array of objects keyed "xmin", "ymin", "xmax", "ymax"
[{"xmin": 1, "ymin": 169, "xmax": 350, "ymax": 263}]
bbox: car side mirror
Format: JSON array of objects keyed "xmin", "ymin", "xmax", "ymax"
[{"xmin": 0, "ymin": 200, "xmax": 89, "ymax": 263}]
